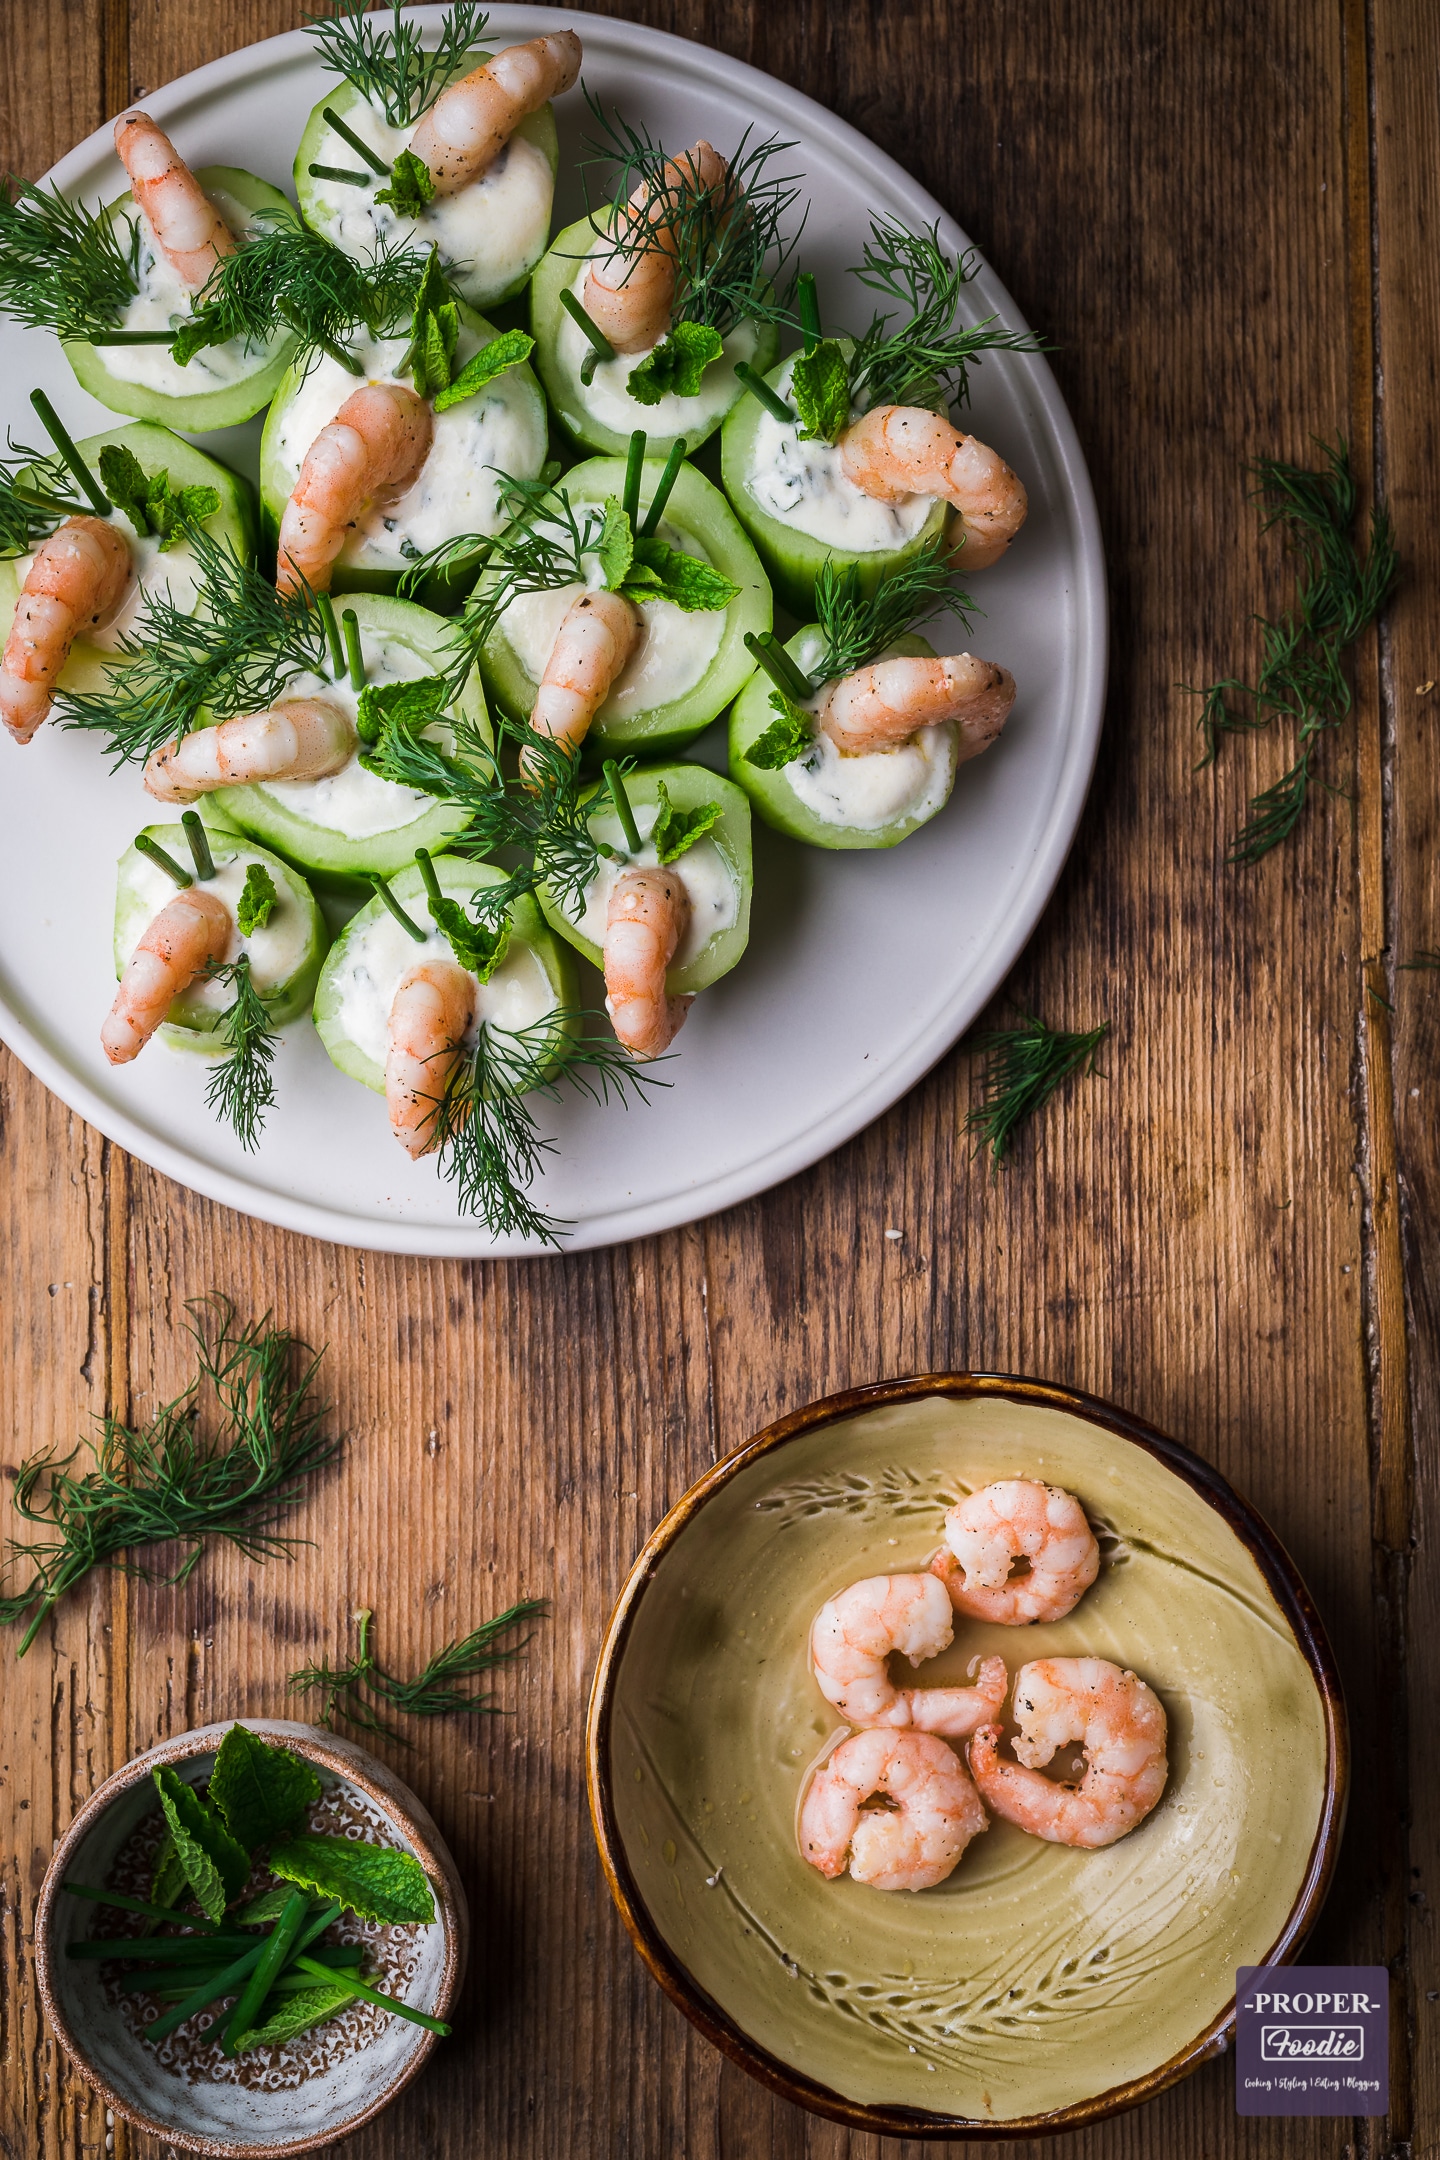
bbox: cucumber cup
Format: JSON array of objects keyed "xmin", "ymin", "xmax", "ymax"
[
  {"xmin": 476, "ymin": 457, "xmax": 771, "ymax": 760},
  {"xmin": 63, "ymin": 171, "xmax": 300, "ymax": 429}
]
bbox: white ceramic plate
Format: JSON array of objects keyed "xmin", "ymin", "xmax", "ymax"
[{"xmin": 0, "ymin": 6, "xmax": 1105, "ymax": 1255}]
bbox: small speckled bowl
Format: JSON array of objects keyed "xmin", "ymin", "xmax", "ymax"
[{"xmin": 35, "ymin": 1720, "xmax": 467, "ymax": 2157}]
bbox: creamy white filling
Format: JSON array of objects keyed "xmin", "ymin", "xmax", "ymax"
[
  {"xmin": 252, "ymin": 632, "xmax": 439, "ymax": 837},
  {"xmin": 271, "ymin": 328, "xmax": 545, "ymax": 571},
  {"xmin": 571, "ymin": 802, "xmax": 737, "ymax": 968},
  {"xmin": 121, "ymin": 847, "xmax": 310, "ymax": 1012},
  {"xmin": 332, "ymin": 909, "xmax": 556, "ymax": 1073},
  {"xmin": 557, "ymin": 244, "xmax": 760, "ymax": 437},
  {"xmin": 744, "ymin": 355, "xmax": 934, "ymax": 554},
  {"xmin": 777, "ymin": 627, "xmax": 957, "ymax": 830},
  {"xmin": 98, "ymin": 187, "xmax": 286, "ymax": 396},
  {"xmin": 305, "ymin": 98, "xmax": 553, "ymax": 306}
]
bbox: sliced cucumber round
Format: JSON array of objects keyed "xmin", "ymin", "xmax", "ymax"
[
  {"xmin": 0, "ymin": 422, "xmax": 255, "ymax": 701},
  {"xmin": 537, "ymin": 763, "xmax": 752, "ymax": 994},
  {"xmin": 719, "ymin": 353, "xmax": 949, "ymax": 618},
  {"xmin": 295, "ymin": 64, "xmax": 559, "ymax": 309},
  {"xmin": 63, "ymin": 170, "xmax": 300, "ymax": 430},
  {"xmin": 208, "ymin": 591, "xmax": 491, "ymax": 894},
  {"xmin": 258, "ymin": 303, "xmax": 547, "ymax": 606},
  {"xmin": 476, "ymin": 457, "xmax": 771, "ymax": 759},
  {"xmin": 529, "ymin": 211, "xmax": 780, "ymax": 458},
  {"xmin": 114, "ymin": 825, "xmax": 328, "ymax": 1053},
  {"xmin": 314, "ymin": 856, "xmax": 577, "ymax": 1093},
  {"xmin": 729, "ymin": 628, "xmax": 959, "ymax": 850}
]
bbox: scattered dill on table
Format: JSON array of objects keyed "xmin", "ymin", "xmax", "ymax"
[
  {"xmin": 963, "ymin": 1016, "xmax": 1109, "ymax": 1173},
  {"xmin": 289, "ymin": 1602, "xmax": 547, "ymax": 1744}
]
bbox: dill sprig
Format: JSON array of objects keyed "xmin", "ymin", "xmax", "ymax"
[
  {"xmin": 813, "ymin": 540, "xmax": 971, "ymax": 680},
  {"xmin": 288, "ymin": 1600, "xmax": 546, "ymax": 1745},
  {"xmin": 0, "ymin": 1301, "xmax": 338, "ymax": 1658},
  {"xmin": 175, "ymin": 220, "xmax": 431, "ymax": 371},
  {"xmin": 452, "ymin": 472, "xmax": 603, "ymax": 654},
  {"xmin": 0, "ymin": 177, "xmax": 142, "ymax": 341},
  {"xmin": 845, "ymin": 217, "xmax": 1044, "ymax": 414},
  {"xmin": 578, "ymin": 98, "xmax": 805, "ymax": 335},
  {"xmin": 0, "ymin": 434, "xmax": 87, "ymax": 557},
  {"xmin": 55, "ymin": 521, "xmax": 327, "ymax": 766},
  {"xmin": 203, "ymin": 956, "xmax": 280, "ymax": 1152},
  {"xmin": 1189, "ymin": 439, "xmax": 1398, "ymax": 864},
  {"xmin": 1399, "ymin": 949, "xmax": 1440, "ymax": 973},
  {"xmin": 303, "ymin": 0, "xmax": 490, "ymax": 129},
  {"xmin": 963, "ymin": 1014, "xmax": 1108, "ymax": 1173}
]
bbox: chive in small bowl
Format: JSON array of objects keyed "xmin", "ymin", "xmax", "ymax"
[{"xmin": 35, "ymin": 1719, "xmax": 467, "ymax": 2158}]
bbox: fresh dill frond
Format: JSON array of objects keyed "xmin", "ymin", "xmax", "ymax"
[
  {"xmin": 303, "ymin": 0, "xmax": 490, "ymax": 129},
  {"xmin": 1399, "ymin": 949, "xmax": 1440, "ymax": 972},
  {"xmin": 963, "ymin": 1014, "xmax": 1109, "ymax": 1173},
  {"xmin": 0, "ymin": 434, "xmax": 87, "ymax": 557},
  {"xmin": 288, "ymin": 1600, "xmax": 546, "ymax": 1744},
  {"xmin": 175, "ymin": 220, "xmax": 431, "ymax": 370},
  {"xmin": 55, "ymin": 522, "xmax": 327, "ymax": 766},
  {"xmin": 0, "ymin": 1300, "xmax": 338, "ymax": 1658},
  {"xmin": 203, "ymin": 956, "xmax": 280, "ymax": 1152},
  {"xmin": 812, "ymin": 540, "xmax": 970, "ymax": 680},
  {"xmin": 0, "ymin": 177, "xmax": 141, "ymax": 340},
  {"xmin": 845, "ymin": 217, "xmax": 1045, "ymax": 414},
  {"xmin": 579, "ymin": 97, "xmax": 805, "ymax": 335}
]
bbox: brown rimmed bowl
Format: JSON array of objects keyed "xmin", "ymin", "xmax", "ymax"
[
  {"xmin": 35, "ymin": 1720, "xmax": 468, "ymax": 2157},
  {"xmin": 586, "ymin": 1375, "xmax": 1347, "ymax": 2138}
]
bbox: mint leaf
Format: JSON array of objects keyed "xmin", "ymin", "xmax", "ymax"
[
  {"xmin": 209, "ymin": 1722, "xmax": 321, "ymax": 1850},
  {"xmin": 159, "ymin": 483, "xmax": 220, "ymax": 552},
  {"xmin": 744, "ymin": 688, "xmax": 814, "ymax": 770},
  {"xmin": 152, "ymin": 1765, "xmax": 249, "ymax": 1922},
  {"xmin": 427, "ymin": 892, "xmax": 512, "ymax": 981},
  {"xmin": 150, "ymin": 1834, "xmax": 187, "ymax": 1913},
  {"xmin": 377, "ymin": 149, "xmax": 437, "ymax": 221},
  {"xmin": 236, "ymin": 863, "xmax": 278, "ymax": 938},
  {"xmin": 232, "ymin": 1980, "xmax": 355, "ymax": 2053},
  {"xmin": 595, "ymin": 495, "xmax": 634, "ymax": 592},
  {"xmin": 232, "ymin": 1884, "xmax": 305, "ymax": 1927},
  {"xmin": 651, "ymin": 779, "xmax": 721, "ymax": 863},
  {"xmin": 96, "ymin": 447, "xmax": 218, "ymax": 550},
  {"xmin": 355, "ymin": 675, "xmax": 448, "ymax": 748},
  {"xmin": 98, "ymin": 444, "xmax": 154, "ymax": 535},
  {"xmin": 269, "ymin": 1832, "xmax": 436, "ymax": 1925},
  {"xmin": 621, "ymin": 538, "xmax": 738, "ymax": 613},
  {"xmin": 626, "ymin": 320, "xmax": 724, "ymax": 404},
  {"xmin": 402, "ymin": 246, "xmax": 458, "ymax": 398},
  {"xmin": 791, "ymin": 338, "xmax": 851, "ymax": 444},
  {"xmin": 434, "ymin": 328, "xmax": 535, "ymax": 413}
]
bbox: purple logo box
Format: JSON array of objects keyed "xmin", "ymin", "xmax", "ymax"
[{"xmin": 1236, "ymin": 1967, "xmax": 1388, "ymax": 2116}]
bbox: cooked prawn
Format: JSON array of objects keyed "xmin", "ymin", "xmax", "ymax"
[
  {"xmin": 276, "ymin": 382, "xmax": 432, "ymax": 596},
  {"xmin": 931, "ymin": 1479, "xmax": 1100, "ymax": 1625},
  {"xmin": 530, "ymin": 588, "xmax": 639, "ymax": 753},
  {"xmin": 820, "ymin": 652, "xmax": 1016, "ymax": 759},
  {"xmin": 810, "ymin": 1572, "xmax": 1008, "ymax": 1737},
  {"xmin": 605, "ymin": 867, "xmax": 692, "ymax": 1060},
  {"xmin": 839, "ymin": 406, "xmax": 1028, "ymax": 569},
  {"xmin": 583, "ymin": 140, "xmax": 730, "ymax": 355},
  {"xmin": 145, "ymin": 698, "xmax": 356, "ymax": 802},
  {"xmin": 386, "ymin": 959, "xmax": 476, "ymax": 1159},
  {"xmin": 0, "ymin": 517, "xmax": 132, "ymax": 744},
  {"xmin": 114, "ymin": 113, "xmax": 236, "ymax": 292},
  {"xmin": 408, "ymin": 31, "xmax": 582, "ymax": 198},
  {"xmin": 101, "ymin": 887, "xmax": 232, "ymax": 1065},
  {"xmin": 969, "ymin": 1657, "xmax": 1167, "ymax": 1849},
  {"xmin": 799, "ymin": 1728, "xmax": 988, "ymax": 1891}
]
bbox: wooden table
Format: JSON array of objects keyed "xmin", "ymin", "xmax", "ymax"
[{"xmin": 3, "ymin": 2, "xmax": 1436, "ymax": 2153}]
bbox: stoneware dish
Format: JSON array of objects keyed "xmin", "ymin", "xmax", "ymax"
[
  {"xmin": 35, "ymin": 1719, "xmax": 467, "ymax": 2156},
  {"xmin": 586, "ymin": 1376, "xmax": 1346, "ymax": 2137}
]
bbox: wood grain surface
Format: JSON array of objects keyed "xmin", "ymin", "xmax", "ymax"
[{"xmin": 1, "ymin": 2, "xmax": 1435, "ymax": 2155}]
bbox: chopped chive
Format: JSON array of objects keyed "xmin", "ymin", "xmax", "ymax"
[
  {"xmin": 735, "ymin": 363, "xmax": 792, "ymax": 424},
  {"xmin": 797, "ymin": 272, "xmax": 820, "ymax": 354},
  {"xmin": 181, "ymin": 812, "xmax": 215, "ymax": 881},
  {"xmin": 602, "ymin": 759, "xmax": 643, "ymax": 855},
  {"xmin": 13, "ymin": 483, "xmax": 90, "ymax": 517},
  {"xmin": 559, "ymin": 288, "xmax": 617, "ymax": 378},
  {"xmin": 623, "ymin": 430, "xmax": 646, "ymax": 528},
  {"xmin": 341, "ymin": 608, "xmax": 366, "ymax": 690},
  {"xmin": 223, "ymin": 1889, "xmax": 308, "ymax": 2056},
  {"xmin": 638, "ymin": 438, "xmax": 686, "ymax": 539},
  {"xmin": 83, "ymin": 330, "xmax": 177, "ymax": 346},
  {"xmin": 316, "ymin": 592, "xmax": 344, "ymax": 679},
  {"xmin": 60, "ymin": 1883, "xmax": 220, "ymax": 1932},
  {"xmin": 308, "ymin": 162, "xmax": 374, "ymax": 187},
  {"xmin": 144, "ymin": 1942, "xmax": 265, "ymax": 2043},
  {"xmin": 29, "ymin": 390, "xmax": 109, "ymax": 517},
  {"xmin": 66, "ymin": 1936, "xmax": 254, "ymax": 1962},
  {"xmin": 369, "ymin": 872, "xmax": 426, "ymax": 941},
  {"xmin": 743, "ymin": 630, "xmax": 813, "ymax": 702},
  {"xmin": 292, "ymin": 1954, "xmax": 451, "ymax": 2037},
  {"xmin": 414, "ymin": 847, "xmax": 442, "ymax": 908},
  {"xmin": 317, "ymin": 334, "xmax": 365, "ymax": 377},
  {"xmin": 322, "ymin": 105, "xmax": 390, "ymax": 176},
  {"xmin": 134, "ymin": 832, "xmax": 193, "ymax": 889}
]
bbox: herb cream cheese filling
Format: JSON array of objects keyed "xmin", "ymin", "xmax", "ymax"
[
  {"xmin": 99, "ymin": 186, "xmax": 287, "ymax": 397},
  {"xmin": 558, "ymin": 245, "xmax": 760, "ymax": 438},
  {"xmin": 120, "ymin": 848, "xmax": 310, "ymax": 1014},
  {"xmin": 571, "ymin": 801, "xmax": 738, "ymax": 969},
  {"xmin": 330, "ymin": 908, "xmax": 557, "ymax": 1074},
  {"xmin": 744, "ymin": 356, "xmax": 934, "ymax": 554}
]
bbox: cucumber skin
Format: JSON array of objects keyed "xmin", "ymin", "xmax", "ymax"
[
  {"xmin": 477, "ymin": 457, "xmax": 772, "ymax": 759},
  {"xmin": 63, "ymin": 170, "xmax": 301, "ymax": 430},
  {"xmin": 0, "ymin": 422, "xmax": 255, "ymax": 701},
  {"xmin": 113, "ymin": 827, "xmax": 329, "ymax": 1049},
  {"xmin": 728, "ymin": 629, "xmax": 959, "ymax": 851},
  {"xmin": 257, "ymin": 296, "xmax": 546, "ymax": 607},
  {"xmin": 313, "ymin": 857, "xmax": 577, "ymax": 1093},
  {"xmin": 719, "ymin": 359, "xmax": 950, "ymax": 618},
  {"xmin": 293, "ymin": 66, "xmax": 559, "ymax": 309},
  {"xmin": 536, "ymin": 764, "xmax": 752, "ymax": 994},
  {"xmin": 209, "ymin": 591, "xmax": 492, "ymax": 896},
  {"xmin": 530, "ymin": 212, "xmax": 780, "ymax": 458}
]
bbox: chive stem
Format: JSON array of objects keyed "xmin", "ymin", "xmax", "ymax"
[
  {"xmin": 144, "ymin": 1943, "xmax": 265, "ymax": 2043},
  {"xmin": 29, "ymin": 391, "xmax": 109, "ymax": 517},
  {"xmin": 322, "ymin": 105, "xmax": 390, "ymax": 175},
  {"xmin": 797, "ymin": 272, "xmax": 820, "ymax": 354},
  {"xmin": 13, "ymin": 483, "xmax": 90, "ymax": 517},
  {"xmin": 318, "ymin": 334, "xmax": 365, "ymax": 377},
  {"xmin": 622, "ymin": 430, "xmax": 646, "ymax": 528},
  {"xmin": 602, "ymin": 759, "xmax": 643, "ymax": 855},
  {"xmin": 414, "ymin": 847, "xmax": 442, "ymax": 909},
  {"xmin": 638, "ymin": 437, "xmax": 686, "ymax": 538},
  {"xmin": 66, "ymin": 1938, "xmax": 254, "ymax": 1962},
  {"xmin": 308, "ymin": 162, "xmax": 375, "ymax": 188},
  {"xmin": 59, "ymin": 1883, "xmax": 220, "ymax": 1932},
  {"xmin": 293, "ymin": 1955, "xmax": 451, "ymax": 2036},
  {"xmin": 181, "ymin": 812, "xmax": 215, "ymax": 881},
  {"xmin": 316, "ymin": 592, "xmax": 344, "ymax": 679},
  {"xmin": 735, "ymin": 363, "xmax": 792, "ymax": 424},
  {"xmin": 223, "ymin": 1889, "xmax": 308, "ymax": 2055},
  {"xmin": 743, "ymin": 630, "xmax": 814, "ymax": 703},
  {"xmin": 134, "ymin": 832, "xmax": 193, "ymax": 889},
  {"xmin": 369, "ymin": 872, "xmax": 426, "ymax": 941},
  {"xmin": 84, "ymin": 330, "xmax": 177, "ymax": 346},
  {"xmin": 341, "ymin": 607, "xmax": 366, "ymax": 691},
  {"xmin": 558, "ymin": 288, "xmax": 617, "ymax": 370}
]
